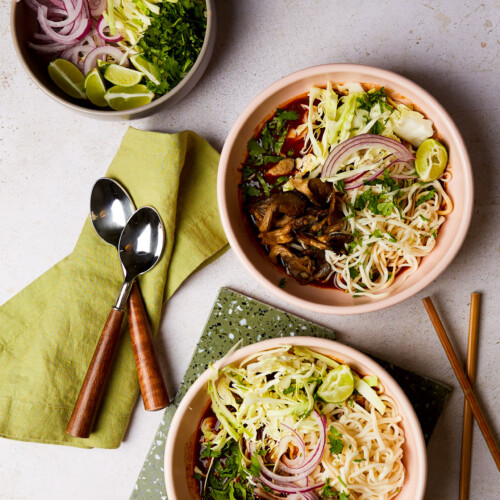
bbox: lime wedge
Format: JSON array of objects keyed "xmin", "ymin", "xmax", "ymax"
[
  {"xmin": 104, "ymin": 84, "xmax": 154, "ymax": 111},
  {"xmin": 104, "ymin": 64, "xmax": 143, "ymax": 87},
  {"xmin": 84, "ymin": 68, "xmax": 108, "ymax": 107},
  {"xmin": 415, "ymin": 139, "xmax": 448, "ymax": 182},
  {"xmin": 130, "ymin": 54, "xmax": 161, "ymax": 85},
  {"xmin": 48, "ymin": 59, "xmax": 86, "ymax": 99},
  {"xmin": 317, "ymin": 364, "xmax": 355, "ymax": 403}
]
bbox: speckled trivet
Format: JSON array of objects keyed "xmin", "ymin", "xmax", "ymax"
[{"xmin": 131, "ymin": 287, "xmax": 450, "ymax": 499}]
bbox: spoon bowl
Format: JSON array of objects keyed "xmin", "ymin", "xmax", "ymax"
[
  {"xmin": 90, "ymin": 178, "xmax": 135, "ymax": 249},
  {"xmin": 119, "ymin": 207, "xmax": 164, "ymax": 281}
]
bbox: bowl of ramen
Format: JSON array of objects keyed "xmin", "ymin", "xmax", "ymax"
[
  {"xmin": 164, "ymin": 337, "xmax": 427, "ymax": 499},
  {"xmin": 217, "ymin": 64, "xmax": 473, "ymax": 314},
  {"xmin": 11, "ymin": 0, "xmax": 215, "ymax": 120}
]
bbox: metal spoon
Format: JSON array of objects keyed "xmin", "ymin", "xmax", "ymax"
[
  {"xmin": 88, "ymin": 178, "xmax": 169, "ymax": 412},
  {"xmin": 67, "ymin": 206, "xmax": 165, "ymax": 439}
]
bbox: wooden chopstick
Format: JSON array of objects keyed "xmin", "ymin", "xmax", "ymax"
[
  {"xmin": 422, "ymin": 297, "xmax": 500, "ymax": 472},
  {"xmin": 459, "ymin": 293, "xmax": 481, "ymax": 500}
]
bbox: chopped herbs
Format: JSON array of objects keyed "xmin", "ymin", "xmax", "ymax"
[
  {"xmin": 419, "ymin": 214, "xmax": 430, "ymax": 222},
  {"xmin": 416, "ymin": 189, "xmax": 436, "ymax": 206},
  {"xmin": 201, "ymin": 440, "xmax": 255, "ymax": 500},
  {"xmin": 138, "ymin": 0, "xmax": 207, "ymax": 96},
  {"xmin": 349, "ymin": 267, "xmax": 359, "ymax": 279},
  {"xmin": 249, "ymin": 453, "xmax": 261, "ymax": 477},
  {"xmin": 353, "ymin": 458, "xmax": 366, "ymax": 463},
  {"xmin": 328, "ymin": 426, "xmax": 344, "ymax": 455},
  {"xmin": 279, "ymin": 277, "xmax": 287, "ymax": 289}
]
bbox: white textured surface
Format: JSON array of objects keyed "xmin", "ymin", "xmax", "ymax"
[{"xmin": 1, "ymin": 1, "xmax": 499, "ymax": 499}]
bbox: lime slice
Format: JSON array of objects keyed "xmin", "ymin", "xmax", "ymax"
[
  {"xmin": 130, "ymin": 54, "xmax": 160, "ymax": 85},
  {"xmin": 48, "ymin": 59, "xmax": 86, "ymax": 99},
  {"xmin": 104, "ymin": 64, "xmax": 143, "ymax": 87},
  {"xmin": 84, "ymin": 68, "xmax": 108, "ymax": 107},
  {"xmin": 415, "ymin": 139, "xmax": 448, "ymax": 182},
  {"xmin": 104, "ymin": 84, "xmax": 154, "ymax": 111},
  {"xmin": 317, "ymin": 364, "xmax": 355, "ymax": 403}
]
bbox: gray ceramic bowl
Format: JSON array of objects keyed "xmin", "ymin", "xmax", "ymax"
[{"xmin": 10, "ymin": 0, "xmax": 216, "ymax": 120}]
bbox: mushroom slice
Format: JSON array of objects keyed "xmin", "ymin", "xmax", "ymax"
[{"xmin": 267, "ymin": 158, "xmax": 295, "ymax": 177}]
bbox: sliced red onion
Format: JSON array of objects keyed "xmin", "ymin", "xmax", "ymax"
[
  {"xmin": 82, "ymin": 45, "xmax": 128, "ymax": 74},
  {"xmin": 321, "ymin": 134, "xmax": 415, "ymax": 179},
  {"xmin": 258, "ymin": 474, "xmax": 325, "ymax": 495},
  {"xmin": 45, "ymin": 0, "xmax": 83, "ymax": 28},
  {"xmin": 279, "ymin": 412, "xmax": 326, "ymax": 475},
  {"xmin": 61, "ymin": 44, "xmax": 94, "ymax": 70},
  {"xmin": 28, "ymin": 40, "xmax": 74, "ymax": 53},
  {"xmin": 344, "ymin": 159, "xmax": 412, "ymax": 190},
  {"xmin": 280, "ymin": 423, "xmax": 307, "ymax": 466},
  {"xmin": 344, "ymin": 167, "xmax": 385, "ymax": 190},
  {"xmin": 37, "ymin": 6, "xmax": 90, "ymax": 44},
  {"xmin": 343, "ymin": 154, "xmax": 392, "ymax": 184},
  {"xmin": 89, "ymin": 0, "xmax": 107, "ymax": 17},
  {"xmin": 96, "ymin": 16, "xmax": 123, "ymax": 42}
]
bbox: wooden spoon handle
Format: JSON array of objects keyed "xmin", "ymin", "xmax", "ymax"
[
  {"xmin": 67, "ymin": 307, "xmax": 125, "ymax": 438},
  {"xmin": 128, "ymin": 282, "xmax": 169, "ymax": 411}
]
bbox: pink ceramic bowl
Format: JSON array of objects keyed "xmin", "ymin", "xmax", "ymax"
[
  {"xmin": 164, "ymin": 337, "xmax": 427, "ymax": 499},
  {"xmin": 217, "ymin": 64, "xmax": 473, "ymax": 314}
]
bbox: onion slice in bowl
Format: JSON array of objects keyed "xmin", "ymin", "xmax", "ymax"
[
  {"xmin": 82, "ymin": 46, "xmax": 128, "ymax": 75},
  {"xmin": 321, "ymin": 134, "xmax": 415, "ymax": 179},
  {"xmin": 96, "ymin": 15, "xmax": 124, "ymax": 43}
]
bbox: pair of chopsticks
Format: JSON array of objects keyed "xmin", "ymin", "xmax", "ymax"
[{"xmin": 423, "ymin": 294, "xmax": 500, "ymax": 500}]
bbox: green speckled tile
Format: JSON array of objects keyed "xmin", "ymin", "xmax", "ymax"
[{"xmin": 131, "ymin": 287, "xmax": 450, "ymax": 499}]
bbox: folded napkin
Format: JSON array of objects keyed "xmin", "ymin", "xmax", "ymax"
[{"xmin": 0, "ymin": 127, "xmax": 227, "ymax": 449}]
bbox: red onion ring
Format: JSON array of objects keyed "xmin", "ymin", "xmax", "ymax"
[
  {"xmin": 89, "ymin": 0, "xmax": 106, "ymax": 17},
  {"xmin": 44, "ymin": 0, "xmax": 83, "ymax": 28},
  {"xmin": 321, "ymin": 134, "xmax": 415, "ymax": 179},
  {"xmin": 96, "ymin": 16, "xmax": 123, "ymax": 42},
  {"xmin": 61, "ymin": 44, "xmax": 94, "ymax": 70},
  {"xmin": 37, "ymin": 6, "xmax": 91, "ymax": 44},
  {"xmin": 82, "ymin": 45, "xmax": 128, "ymax": 75},
  {"xmin": 278, "ymin": 412, "xmax": 326, "ymax": 474},
  {"xmin": 258, "ymin": 474, "xmax": 326, "ymax": 495},
  {"xmin": 343, "ymin": 159, "xmax": 412, "ymax": 190}
]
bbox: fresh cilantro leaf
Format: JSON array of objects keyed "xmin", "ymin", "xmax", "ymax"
[
  {"xmin": 335, "ymin": 179, "xmax": 346, "ymax": 194},
  {"xmin": 256, "ymin": 172, "xmax": 270, "ymax": 197},
  {"xmin": 320, "ymin": 478, "xmax": 339, "ymax": 498},
  {"xmin": 349, "ymin": 267, "xmax": 359, "ymax": 279},
  {"xmin": 376, "ymin": 201, "xmax": 394, "ymax": 216},
  {"xmin": 337, "ymin": 476, "xmax": 347, "ymax": 488},
  {"xmin": 419, "ymin": 214, "xmax": 430, "ymax": 222},
  {"xmin": 416, "ymin": 189, "xmax": 436, "ymax": 206},
  {"xmin": 432, "ymin": 229, "xmax": 438, "ymax": 238},
  {"xmin": 373, "ymin": 229, "xmax": 383, "ymax": 238},
  {"xmin": 353, "ymin": 458, "xmax": 365, "ymax": 463},
  {"xmin": 328, "ymin": 426, "xmax": 343, "ymax": 454},
  {"xmin": 242, "ymin": 184, "xmax": 261, "ymax": 197},
  {"xmin": 387, "ymin": 232, "xmax": 397, "ymax": 243},
  {"xmin": 279, "ymin": 277, "xmax": 287, "ymax": 289},
  {"xmin": 247, "ymin": 137, "xmax": 265, "ymax": 155},
  {"xmin": 249, "ymin": 453, "xmax": 261, "ymax": 477},
  {"xmin": 370, "ymin": 120, "xmax": 383, "ymax": 135},
  {"xmin": 283, "ymin": 384, "xmax": 295, "ymax": 395}
]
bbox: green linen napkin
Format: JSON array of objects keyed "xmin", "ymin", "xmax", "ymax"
[{"xmin": 0, "ymin": 127, "xmax": 227, "ymax": 449}]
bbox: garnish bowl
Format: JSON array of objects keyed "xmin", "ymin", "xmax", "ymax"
[{"xmin": 10, "ymin": 0, "xmax": 216, "ymax": 120}]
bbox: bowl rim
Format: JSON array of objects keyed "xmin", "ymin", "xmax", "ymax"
[
  {"xmin": 164, "ymin": 336, "xmax": 427, "ymax": 500},
  {"xmin": 10, "ymin": 0, "xmax": 215, "ymax": 117},
  {"xmin": 217, "ymin": 63, "xmax": 473, "ymax": 315}
]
